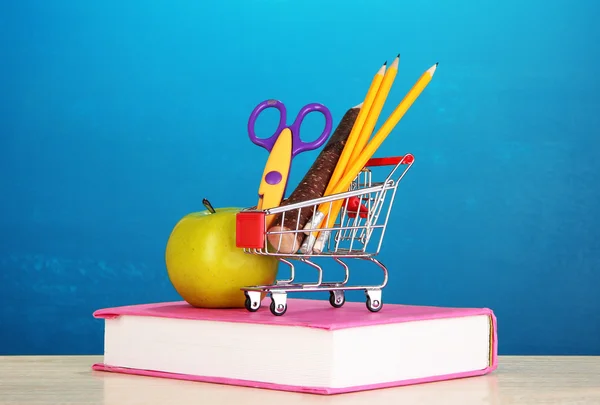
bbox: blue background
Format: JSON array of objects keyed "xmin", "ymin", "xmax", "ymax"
[{"xmin": 1, "ymin": 0, "xmax": 598, "ymax": 355}]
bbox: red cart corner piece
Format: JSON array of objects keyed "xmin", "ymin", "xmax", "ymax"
[
  {"xmin": 236, "ymin": 211, "xmax": 266, "ymax": 249},
  {"xmin": 366, "ymin": 154, "xmax": 414, "ymax": 167}
]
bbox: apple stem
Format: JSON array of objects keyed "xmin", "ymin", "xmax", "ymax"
[{"xmin": 202, "ymin": 198, "xmax": 216, "ymax": 214}]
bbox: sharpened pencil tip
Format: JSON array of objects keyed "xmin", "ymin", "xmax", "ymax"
[
  {"xmin": 383, "ymin": 61, "xmax": 387, "ymax": 65},
  {"xmin": 435, "ymin": 62, "xmax": 439, "ymax": 66},
  {"xmin": 397, "ymin": 53, "xmax": 400, "ymax": 58},
  {"xmin": 427, "ymin": 62, "xmax": 438, "ymax": 76}
]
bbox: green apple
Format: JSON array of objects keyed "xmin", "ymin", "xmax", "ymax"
[{"xmin": 165, "ymin": 202, "xmax": 279, "ymax": 308}]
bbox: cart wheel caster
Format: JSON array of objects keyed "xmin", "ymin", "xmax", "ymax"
[
  {"xmin": 243, "ymin": 291, "xmax": 261, "ymax": 312},
  {"xmin": 365, "ymin": 289, "xmax": 383, "ymax": 313},
  {"xmin": 329, "ymin": 290, "xmax": 345, "ymax": 308},
  {"xmin": 269, "ymin": 293, "xmax": 287, "ymax": 316}
]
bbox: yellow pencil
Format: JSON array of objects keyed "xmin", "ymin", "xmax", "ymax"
[
  {"xmin": 347, "ymin": 54, "xmax": 399, "ymax": 168},
  {"xmin": 315, "ymin": 55, "xmax": 398, "ymax": 240},
  {"xmin": 308, "ymin": 62, "xmax": 438, "ymax": 250},
  {"xmin": 332, "ymin": 62, "xmax": 438, "ymax": 199},
  {"xmin": 323, "ymin": 61, "xmax": 387, "ymax": 197}
]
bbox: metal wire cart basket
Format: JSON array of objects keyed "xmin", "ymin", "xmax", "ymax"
[{"xmin": 235, "ymin": 154, "xmax": 415, "ymax": 316}]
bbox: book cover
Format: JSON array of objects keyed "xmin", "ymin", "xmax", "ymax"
[{"xmin": 92, "ymin": 298, "xmax": 498, "ymax": 394}]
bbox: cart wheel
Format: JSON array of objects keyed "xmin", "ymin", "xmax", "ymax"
[
  {"xmin": 270, "ymin": 299, "xmax": 287, "ymax": 316},
  {"xmin": 329, "ymin": 290, "xmax": 345, "ymax": 308},
  {"xmin": 366, "ymin": 295, "xmax": 383, "ymax": 313},
  {"xmin": 243, "ymin": 291, "xmax": 260, "ymax": 312}
]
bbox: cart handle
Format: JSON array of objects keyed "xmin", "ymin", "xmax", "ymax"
[{"xmin": 365, "ymin": 154, "xmax": 414, "ymax": 167}]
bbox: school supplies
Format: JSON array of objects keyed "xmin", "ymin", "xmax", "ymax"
[
  {"xmin": 237, "ymin": 153, "xmax": 415, "ymax": 314},
  {"xmin": 235, "ymin": 56, "xmax": 438, "ymax": 313},
  {"xmin": 348, "ymin": 55, "xmax": 400, "ymax": 167},
  {"xmin": 93, "ymin": 299, "xmax": 497, "ymax": 394},
  {"xmin": 248, "ymin": 99, "xmax": 333, "ymax": 226},
  {"xmin": 305, "ymin": 62, "xmax": 438, "ymax": 252},
  {"xmin": 322, "ymin": 61, "xmax": 387, "ymax": 199},
  {"xmin": 342, "ymin": 63, "xmax": 438, "ymax": 191},
  {"xmin": 303, "ymin": 56, "xmax": 400, "ymax": 251},
  {"xmin": 93, "ymin": 53, "xmax": 499, "ymax": 397},
  {"xmin": 288, "ymin": 59, "xmax": 393, "ymax": 253},
  {"xmin": 264, "ymin": 105, "xmax": 362, "ymax": 254}
]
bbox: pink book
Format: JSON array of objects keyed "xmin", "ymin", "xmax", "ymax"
[{"xmin": 92, "ymin": 298, "xmax": 498, "ymax": 395}]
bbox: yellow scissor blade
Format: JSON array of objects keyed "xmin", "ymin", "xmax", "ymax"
[{"xmin": 256, "ymin": 128, "xmax": 293, "ymax": 219}]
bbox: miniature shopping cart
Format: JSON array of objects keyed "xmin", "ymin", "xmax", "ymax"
[{"xmin": 235, "ymin": 154, "xmax": 415, "ymax": 316}]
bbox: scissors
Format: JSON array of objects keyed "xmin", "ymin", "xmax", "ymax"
[{"xmin": 248, "ymin": 99, "xmax": 333, "ymax": 215}]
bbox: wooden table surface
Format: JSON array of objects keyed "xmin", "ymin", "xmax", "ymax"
[{"xmin": 0, "ymin": 356, "xmax": 599, "ymax": 404}]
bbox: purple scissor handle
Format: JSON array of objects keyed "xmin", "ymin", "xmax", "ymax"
[{"xmin": 247, "ymin": 99, "xmax": 333, "ymax": 156}]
